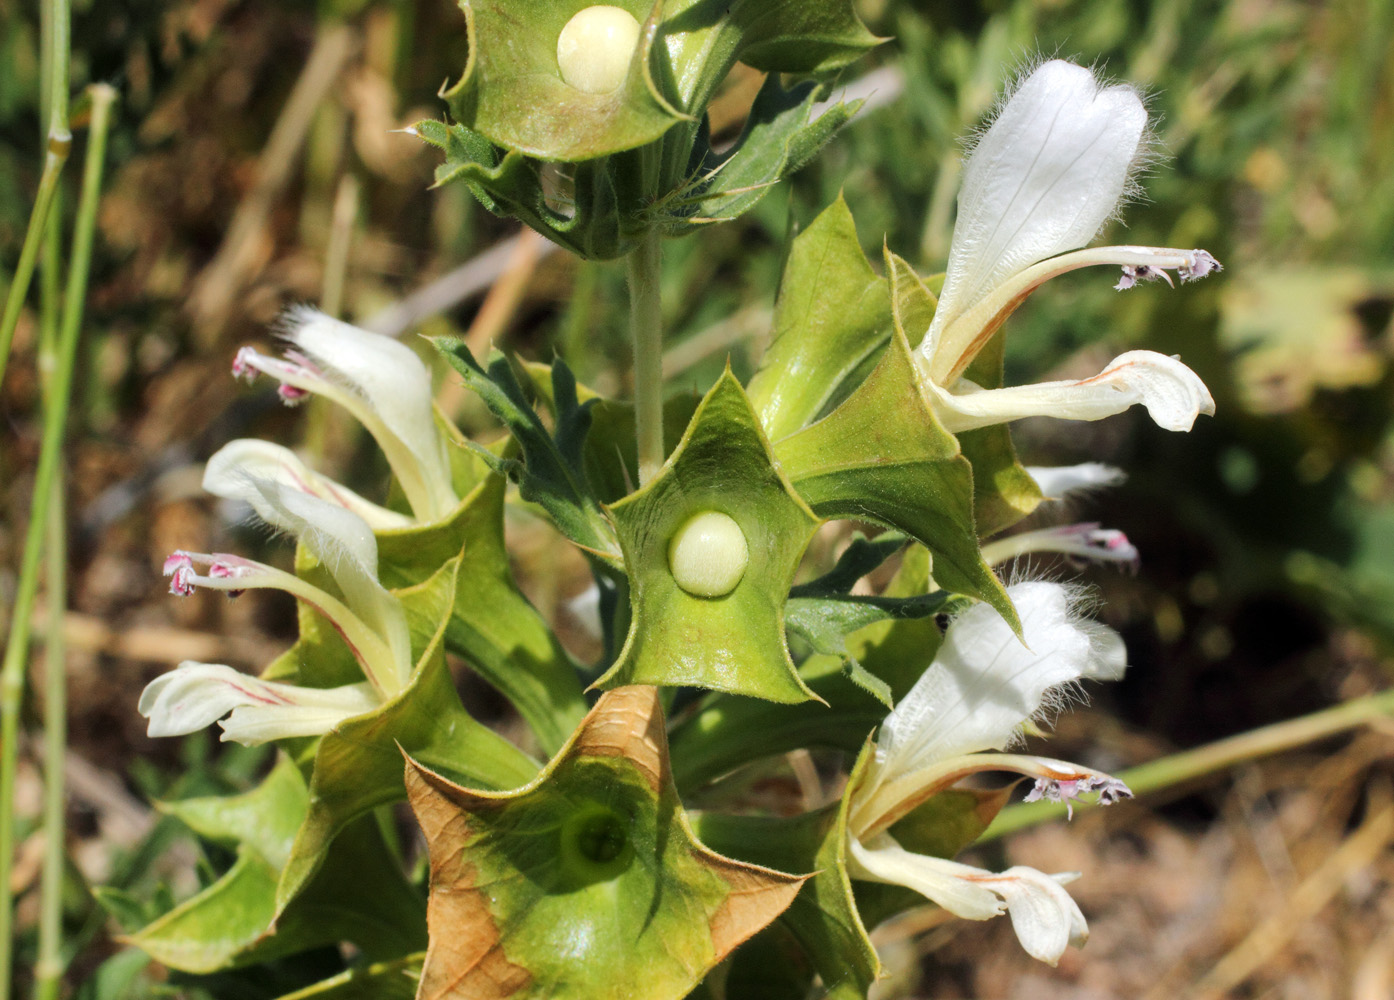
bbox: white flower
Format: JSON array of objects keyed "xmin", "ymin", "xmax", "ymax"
[
  {"xmin": 142, "ymin": 483, "xmax": 413, "ymax": 743},
  {"xmin": 232, "ymin": 308, "xmax": 457, "ymax": 522},
  {"xmin": 982, "ymin": 522, "xmax": 1139, "ymax": 571},
  {"xmin": 1026, "ymin": 462, "xmax": 1126, "ymax": 501},
  {"xmin": 845, "ymin": 581, "xmax": 1131, "ymax": 966},
  {"xmin": 204, "ymin": 439, "xmax": 412, "ymax": 532},
  {"xmin": 915, "ymin": 60, "xmax": 1219, "ymax": 433},
  {"xmin": 139, "ymin": 663, "xmax": 378, "ymax": 746}
]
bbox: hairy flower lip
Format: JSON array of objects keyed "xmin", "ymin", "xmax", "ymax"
[
  {"xmin": 231, "ymin": 309, "xmax": 458, "ymax": 522},
  {"xmin": 204, "ymin": 439, "xmax": 413, "ymax": 532}
]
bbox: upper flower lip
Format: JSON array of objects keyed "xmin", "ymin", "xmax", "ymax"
[{"xmin": 234, "ymin": 309, "xmax": 458, "ymax": 523}]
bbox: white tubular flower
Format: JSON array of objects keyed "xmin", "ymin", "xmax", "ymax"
[
  {"xmin": 847, "ymin": 837, "xmax": 1088, "ymax": 966},
  {"xmin": 915, "ymin": 60, "xmax": 1219, "ymax": 431},
  {"xmin": 160, "ymin": 481, "xmax": 412, "ymax": 700},
  {"xmin": 139, "ymin": 662, "xmax": 378, "ymax": 746},
  {"xmin": 844, "ymin": 580, "xmax": 1130, "ymax": 965},
  {"xmin": 925, "ymin": 350, "xmax": 1215, "ymax": 434},
  {"xmin": 1026, "ymin": 462, "xmax": 1126, "ymax": 501},
  {"xmin": 205, "ymin": 439, "xmax": 413, "ymax": 532},
  {"xmin": 232, "ymin": 307, "xmax": 457, "ymax": 522},
  {"xmin": 982, "ymin": 522, "xmax": 1140, "ymax": 572}
]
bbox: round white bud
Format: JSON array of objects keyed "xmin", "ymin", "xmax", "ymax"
[
  {"xmin": 668, "ymin": 511, "xmax": 749, "ymax": 598},
  {"xmin": 556, "ymin": 6, "xmax": 642, "ymax": 95}
]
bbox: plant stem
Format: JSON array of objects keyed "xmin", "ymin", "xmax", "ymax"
[
  {"xmin": 0, "ymin": 83, "xmax": 117, "ymax": 1000},
  {"xmin": 626, "ymin": 230, "xmax": 664, "ymax": 485},
  {"xmin": 0, "ymin": 0, "xmax": 71, "ymax": 387},
  {"xmin": 983, "ymin": 686, "xmax": 1394, "ymax": 842},
  {"xmin": 32, "ymin": 483, "xmax": 67, "ymax": 1000},
  {"xmin": 0, "ymin": 144, "xmax": 70, "ymax": 389}
]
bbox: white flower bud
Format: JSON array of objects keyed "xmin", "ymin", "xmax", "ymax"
[
  {"xmin": 668, "ymin": 511, "xmax": 748, "ymax": 598},
  {"xmin": 556, "ymin": 5, "xmax": 642, "ymax": 94}
]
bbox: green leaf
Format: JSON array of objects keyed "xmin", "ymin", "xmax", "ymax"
[
  {"xmin": 594, "ymin": 371, "xmax": 822, "ymax": 702},
  {"xmin": 694, "ymin": 744, "xmax": 1010, "ymax": 1000},
  {"xmin": 414, "ymin": 119, "xmax": 632, "ymax": 259},
  {"xmin": 691, "ymin": 801, "xmax": 879, "ymax": 1000},
  {"xmin": 669, "ymin": 77, "xmax": 861, "ymax": 234},
  {"xmin": 405, "ymin": 686, "xmax": 807, "ymax": 999},
  {"xmin": 435, "ymin": 340, "xmax": 622, "ymax": 562},
  {"xmin": 784, "ymin": 591, "xmax": 948, "ymax": 709},
  {"xmin": 774, "ymin": 319, "xmax": 1018, "ymax": 630},
  {"xmin": 157, "ymin": 754, "xmax": 307, "ymax": 869},
  {"xmin": 724, "ymin": 0, "xmax": 884, "ymax": 74},
  {"xmin": 747, "ymin": 194, "xmax": 893, "ymax": 441},
  {"xmin": 668, "ymin": 654, "xmax": 884, "ymax": 794},
  {"xmin": 378, "ymin": 472, "xmax": 588, "ymax": 757},
  {"xmin": 272, "ymin": 954, "xmax": 424, "ymax": 1000},
  {"xmin": 127, "ymin": 817, "xmax": 425, "ymax": 975},
  {"xmin": 276, "ymin": 555, "xmax": 540, "ymax": 912},
  {"xmin": 518, "ymin": 357, "xmax": 701, "ymax": 504}
]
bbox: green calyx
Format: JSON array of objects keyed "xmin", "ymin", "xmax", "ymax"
[
  {"xmin": 416, "ymin": 0, "xmax": 880, "ymax": 257},
  {"xmin": 405, "ymin": 686, "xmax": 808, "ymax": 1000},
  {"xmin": 595, "ymin": 370, "xmax": 822, "ymax": 703}
]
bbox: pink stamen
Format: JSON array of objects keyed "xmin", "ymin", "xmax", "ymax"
[
  {"xmin": 168, "ymin": 565, "xmax": 196, "ymax": 596},
  {"xmin": 231, "ymin": 346, "xmax": 261, "ymax": 382}
]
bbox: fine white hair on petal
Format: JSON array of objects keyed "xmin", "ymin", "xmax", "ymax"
[
  {"xmin": 278, "ymin": 307, "xmax": 455, "ymax": 517},
  {"xmin": 203, "ymin": 439, "xmax": 412, "ymax": 531},
  {"xmin": 928, "ymin": 60, "xmax": 1149, "ymax": 348},
  {"xmin": 1025, "ymin": 462, "xmax": 1127, "ymax": 500},
  {"xmin": 874, "ymin": 581, "xmax": 1122, "ymax": 778},
  {"xmin": 928, "ymin": 350, "xmax": 1215, "ymax": 434}
]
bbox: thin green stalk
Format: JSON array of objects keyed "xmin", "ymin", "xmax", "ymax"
[
  {"xmin": 0, "ymin": 83, "xmax": 117, "ymax": 1000},
  {"xmin": 626, "ymin": 230, "xmax": 664, "ymax": 485},
  {"xmin": 0, "ymin": 142, "xmax": 70, "ymax": 388},
  {"xmin": 0, "ymin": 0, "xmax": 71, "ymax": 386},
  {"xmin": 983, "ymin": 686, "xmax": 1394, "ymax": 841},
  {"xmin": 32, "ymin": 482, "xmax": 67, "ymax": 1000}
]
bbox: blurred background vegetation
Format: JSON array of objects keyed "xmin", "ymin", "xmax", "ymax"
[{"xmin": 2, "ymin": 0, "xmax": 1393, "ymax": 996}]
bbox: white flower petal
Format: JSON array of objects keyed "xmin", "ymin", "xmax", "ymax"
[
  {"xmin": 977, "ymin": 866, "xmax": 1090, "ymax": 966},
  {"xmin": 927, "ymin": 350, "xmax": 1215, "ymax": 434},
  {"xmin": 204, "ymin": 439, "xmax": 413, "ymax": 531},
  {"xmin": 924, "ymin": 61, "xmax": 1147, "ymax": 380},
  {"xmin": 277, "ymin": 308, "xmax": 457, "ymax": 521},
  {"xmin": 249, "ymin": 480, "xmax": 412, "ymax": 686},
  {"xmin": 139, "ymin": 662, "xmax": 378, "ymax": 745},
  {"xmin": 853, "ymin": 581, "xmax": 1127, "ymax": 834},
  {"xmin": 878, "ymin": 581, "xmax": 1096, "ymax": 765},
  {"xmin": 848, "ymin": 834, "xmax": 1004, "ymax": 921},
  {"xmin": 1025, "ymin": 462, "xmax": 1126, "ymax": 500},
  {"xmin": 848, "ymin": 835, "xmax": 1088, "ymax": 966}
]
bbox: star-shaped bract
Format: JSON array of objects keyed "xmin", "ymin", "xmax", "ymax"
[
  {"xmin": 405, "ymin": 686, "xmax": 808, "ymax": 999},
  {"xmin": 594, "ymin": 371, "xmax": 822, "ymax": 703}
]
